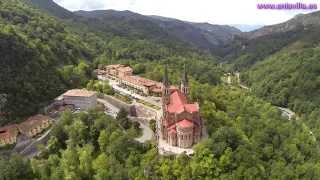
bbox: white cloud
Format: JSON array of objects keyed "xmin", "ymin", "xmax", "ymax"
[{"xmin": 53, "ymin": 0, "xmax": 320, "ymax": 25}]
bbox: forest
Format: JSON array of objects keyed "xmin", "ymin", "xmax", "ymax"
[
  {"xmin": 239, "ymin": 26, "xmax": 320, "ymax": 115},
  {"xmin": 1, "ymin": 84, "xmax": 320, "ymax": 179},
  {"xmin": 1, "ymin": 0, "xmax": 320, "ymax": 179}
]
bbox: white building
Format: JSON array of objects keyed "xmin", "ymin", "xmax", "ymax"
[{"xmin": 62, "ymin": 89, "xmax": 97, "ymax": 110}]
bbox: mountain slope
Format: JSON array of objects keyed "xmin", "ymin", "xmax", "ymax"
[
  {"xmin": 28, "ymin": 0, "xmax": 74, "ymax": 19},
  {"xmin": 0, "ymin": 0, "xmax": 94, "ymax": 124},
  {"xmin": 74, "ymin": 10, "xmax": 241, "ymax": 54},
  {"xmin": 226, "ymin": 11, "xmax": 320, "ymax": 113},
  {"xmin": 243, "ymin": 11, "xmax": 320, "ymax": 39},
  {"xmin": 29, "ymin": 0, "xmax": 241, "ymax": 54},
  {"xmin": 148, "ymin": 15, "xmax": 241, "ymax": 50},
  {"xmin": 226, "ymin": 11, "xmax": 320, "ymax": 69}
]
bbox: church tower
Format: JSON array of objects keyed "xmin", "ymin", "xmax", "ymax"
[{"xmin": 180, "ymin": 64, "xmax": 189, "ymax": 96}]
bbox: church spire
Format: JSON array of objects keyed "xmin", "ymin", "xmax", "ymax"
[{"xmin": 181, "ymin": 63, "xmax": 189, "ymax": 96}]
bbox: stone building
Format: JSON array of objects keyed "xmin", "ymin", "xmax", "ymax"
[
  {"xmin": 120, "ymin": 75, "xmax": 162, "ymax": 96},
  {"xmin": 97, "ymin": 64, "xmax": 162, "ymax": 96},
  {"xmin": 18, "ymin": 114, "xmax": 51, "ymax": 138},
  {"xmin": 62, "ymin": 89, "xmax": 97, "ymax": 110},
  {"xmin": 104, "ymin": 64, "xmax": 133, "ymax": 80},
  {"xmin": 160, "ymin": 65, "xmax": 202, "ymax": 148},
  {"xmin": 0, "ymin": 124, "xmax": 19, "ymax": 145}
]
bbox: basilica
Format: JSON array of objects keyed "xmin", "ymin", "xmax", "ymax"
[{"xmin": 160, "ymin": 65, "xmax": 202, "ymax": 148}]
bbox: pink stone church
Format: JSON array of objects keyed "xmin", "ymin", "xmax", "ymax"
[{"xmin": 160, "ymin": 65, "xmax": 202, "ymax": 148}]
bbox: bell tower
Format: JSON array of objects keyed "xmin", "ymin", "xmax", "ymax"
[{"xmin": 180, "ymin": 64, "xmax": 189, "ymax": 96}]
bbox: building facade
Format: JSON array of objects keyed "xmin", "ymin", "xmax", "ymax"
[
  {"xmin": 97, "ymin": 64, "xmax": 162, "ymax": 96},
  {"xmin": 62, "ymin": 89, "xmax": 97, "ymax": 110},
  {"xmin": 160, "ymin": 65, "xmax": 202, "ymax": 148}
]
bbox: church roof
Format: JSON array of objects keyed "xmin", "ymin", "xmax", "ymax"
[
  {"xmin": 177, "ymin": 119, "xmax": 194, "ymax": 128},
  {"xmin": 167, "ymin": 90, "xmax": 199, "ymax": 114},
  {"xmin": 168, "ymin": 128, "xmax": 177, "ymax": 134}
]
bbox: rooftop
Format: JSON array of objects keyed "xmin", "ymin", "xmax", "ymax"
[
  {"xmin": 18, "ymin": 114, "xmax": 50, "ymax": 134},
  {"xmin": 122, "ymin": 75, "xmax": 160, "ymax": 88},
  {"xmin": 176, "ymin": 119, "xmax": 194, "ymax": 128},
  {"xmin": 118, "ymin": 66, "xmax": 133, "ymax": 73},
  {"xmin": 0, "ymin": 124, "xmax": 19, "ymax": 140},
  {"xmin": 106, "ymin": 64, "xmax": 125, "ymax": 69},
  {"xmin": 167, "ymin": 90, "xmax": 199, "ymax": 114},
  {"xmin": 63, "ymin": 89, "xmax": 96, "ymax": 97}
]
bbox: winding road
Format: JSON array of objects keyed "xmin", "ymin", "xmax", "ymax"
[{"xmin": 98, "ymin": 98, "xmax": 154, "ymax": 143}]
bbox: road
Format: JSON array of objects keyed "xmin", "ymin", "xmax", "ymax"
[
  {"xmin": 278, "ymin": 107, "xmax": 295, "ymax": 120},
  {"xmin": 99, "ymin": 98, "xmax": 154, "ymax": 143},
  {"xmin": 239, "ymin": 84, "xmax": 250, "ymax": 91},
  {"xmin": 98, "ymin": 98, "xmax": 119, "ymax": 118},
  {"xmin": 133, "ymin": 120, "xmax": 154, "ymax": 143},
  {"xmin": 19, "ymin": 129, "xmax": 52, "ymax": 158},
  {"xmin": 231, "ymin": 74, "xmax": 295, "ymax": 121}
]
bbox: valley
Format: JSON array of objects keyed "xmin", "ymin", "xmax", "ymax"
[{"xmin": 0, "ymin": 0, "xmax": 320, "ymax": 179}]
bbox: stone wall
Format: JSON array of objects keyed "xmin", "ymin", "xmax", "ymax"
[
  {"xmin": 103, "ymin": 95, "xmax": 132, "ymax": 112},
  {"xmin": 102, "ymin": 95, "xmax": 158, "ymax": 118},
  {"xmin": 134, "ymin": 103, "xmax": 158, "ymax": 119}
]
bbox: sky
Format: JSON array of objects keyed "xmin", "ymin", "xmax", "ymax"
[{"xmin": 53, "ymin": 0, "xmax": 320, "ymax": 26}]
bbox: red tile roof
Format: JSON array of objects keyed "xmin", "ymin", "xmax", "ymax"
[
  {"xmin": 177, "ymin": 119, "xmax": 194, "ymax": 128},
  {"xmin": 168, "ymin": 128, "xmax": 177, "ymax": 134},
  {"xmin": 167, "ymin": 90, "xmax": 187, "ymax": 113},
  {"xmin": 184, "ymin": 104, "xmax": 199, "ymax": 113},
  {"xmin": 168, "ymin": 124, "xmax": 177, "ymax": 134},
  {"xmin": 121, "ymin": 75, "xmax": 161, "ymax": 88},
  {"xmin": 169, "ymin": 124, "xmax": 176, "ymax": 130},
  {"xmin": 167, "ymin": 90, "xmax": 199, "ymax": 114}
]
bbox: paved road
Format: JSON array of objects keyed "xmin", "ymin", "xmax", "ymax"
[
  {"xmin": 278, "ymin": 107, "xmax": 295, "ymax": 120},
  {"xmin": 98, "ymin": 98, "xmax": 119, "ymax": 118},
  {"xmin": 19, "ymin": 129, "xmax": 52, "ymax": 158},
  {"xmin": 233, "ymin": 76, "xmax": 295, "ymax": 121},
  {"xmin": 99, "ymin": 98, "xmax": 154, "ymax": 143},
  {"xmin": 134, "ymin": 120, "xmax": 154, "ymax": 143}
]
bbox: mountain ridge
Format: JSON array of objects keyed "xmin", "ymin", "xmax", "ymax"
[{"xmin": 29, "ymin": 0, "xmax": 241, "ymax": 55}]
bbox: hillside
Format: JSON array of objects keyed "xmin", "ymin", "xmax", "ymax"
[
  {"xmin": 0, "ymin": 0, "xmax": 222, "ymax": 124},
  {"xmin": 29, "ymin": 0, "xmax": 241, "ymax": 54},
  {"xmin": 0, "ymin": 0, "xmax": 94, "ymax": 124},
  {"xmin": 242, "ymin": 11, "xmax": 320, "ymax": 39},
  {"xmin": 225, "ymin": 10, "xmax": 320, "ymax": 114},
  {"xmin": 227, "ymin": 11, "xmax": 320, "ymax": 69},
  {"xmin": 74, "ymin": 10, "xmax": 241, "ymax": 54},
  {"xmin": 242, "ymin": 32, "xmax": 320, "ymax": 114},
  {"xmin": 28, "ymin": 0, "xmax": 74, "ymax": 19}
]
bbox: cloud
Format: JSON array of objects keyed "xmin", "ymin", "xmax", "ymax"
[{"xmin": 53, "ymin": 0, "xmax": 320, "ymax": 25}]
